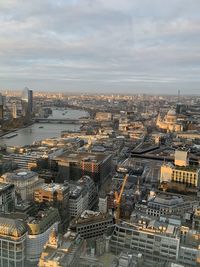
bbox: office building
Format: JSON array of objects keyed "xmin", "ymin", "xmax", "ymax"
[
  {"xmin": 0, "ymin": 214, "xmax": 27, "ymax": 267},
  {"xmin": 38, "ymin": 230, "xmax": 83, "ymax": 267},
  {"xmin": 26, "ymin": 207, "xmax": 60, "ymax": 264},
  {"xmin": 69, "ymin": 184, "xmax": 84, "ymax": 218},
  {"xmin": 0, "ymin": 183, "xmax": 15, "ymax": 213},
  {"xmin": 135, "ymin": 191, "xmax": 197, "ymax": 218},
  {"xmin": 160, "ymin": 163, "xmax": 200, "ymax": 189},
  {"xmin": 0, "ymin": 169, "xmax": 44, "ymax": 201},
  {"xmin": 56, "ymin": 152, "xmax": 112, "ymax": 186},
  {"xmin": 160, "ymin": 150, "xmax": 200, "ymax": 189},
  {"xmin": 69, "ymin": 176, "xmax": 97, "ymax": 218},
  {"xmin": 70, "ymin": 210, "xmax": 114, "ymax": 239},
  {"xmin": 34, "ymin": 182, "xmax": 70, "ymax": 230},
  {"xmin": 110, "ymin": 219, "xmax": 180, "ymax": 263},
  {"xmin": 21, "ymin": 87, "xmax": 33, "ymax": 117},
  {"xmin": 77, "ymin": 175, "xmax": 97, "ymax": 209}
]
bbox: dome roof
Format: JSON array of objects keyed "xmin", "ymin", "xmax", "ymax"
[
  {"xmin": 0, "ymin": 217, "xmax": 27, "ymax": 238},
  {"xmin": 167, "ymin": 109, "xmax": 176, "ymax": 117}
]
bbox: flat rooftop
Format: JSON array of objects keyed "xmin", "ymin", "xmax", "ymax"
[
  {"xmin": 0, "ymin": 182, "xmax": 14, "ymax": 191},
  {"xmin": 38, "ymin": 182, "xmax": 68, "ymax": 192},
  {"xmin": 56, "ymin": 151, "xmax": 111, "ymax": 163},
  {"xmin": 71, "ymin": 210, "xmax": 113, "ymax": 226}
]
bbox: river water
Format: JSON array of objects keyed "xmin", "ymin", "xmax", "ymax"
[{"xmin": 0, "ymin": 108, "xmax": 89, "ymax": 147}]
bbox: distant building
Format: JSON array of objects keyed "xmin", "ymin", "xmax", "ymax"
[
  {"xmin": 160, "ymin": 150, "xmax": 200, "ymax": 189},
  {"xmin": 95, "ymin": 112, "xmax": 112, "ymax": 121},
  {"xmin": 0, "ymin": 183, "xmax": 15, "ymax": 213},
  {"xmin": 156, "ymin": 109, "xmax": 184, "ymax": 132},
  {"xmin": 12, "ymin": 102, "xmax": 17, "ymax": 119},
  {"xmin": 0, "ymin": 169, "xmax": 44, "ymax": 201},
  {"xmin": 21, "ymin": 87, "xmax": 33, "ymax": 117},
  {"xmin": 174, "ymin": 149, "xmax": 189, "ymax": 167},
  {"xmin": 0, "ymin": 94, "xmax": 4, "ymax": 120}
]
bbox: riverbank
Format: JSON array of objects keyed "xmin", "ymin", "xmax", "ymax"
[
  {"xmin": 0, "ymin": 108, "xmax": 88, "ymax": 147},
  {"xmin": 0, "ymin": 122, "xmax": 34, "ymax": 138}
]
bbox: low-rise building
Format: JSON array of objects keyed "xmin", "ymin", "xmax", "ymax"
[
  {"xmin": 135, "ymin": 191, "xmax": 197, "ymax": 218},
  {"xmin": 34, "ymin": 182, "xmax": 70, "ymax": 230},
  {"xmin": 110, "ymin": 220, "xmax": 180, "ymax": 263},
  {"xmin": 70, "ymin": 210, "xmax": 114, "ymax": 239},
  {"xmin": 38, "ymin": 230, "xmax": 83, "ymax": 267}
]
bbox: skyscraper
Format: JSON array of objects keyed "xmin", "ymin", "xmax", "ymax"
[
  {"xmin": 21, "ymin": 87, "xmax": 33, "ymax": 117},
  {"xmin": 0, "ymin": 94, "xmax": 4, "ymax": 120},
  {"xmin": 12, "ymin": 102, "xmax": 17, "ymax": 119}
]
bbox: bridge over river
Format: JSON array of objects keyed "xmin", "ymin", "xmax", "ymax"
[{"xmin": 34, "ymin": 118, "xmax": 91, "ymax": 124}]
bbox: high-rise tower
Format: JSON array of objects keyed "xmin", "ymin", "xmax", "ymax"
[
  {"xmin": 0, "ymin": 94, "xmax": 4, "ymax": 120},
  {"xmin": 21, "ymin": 87, "xmax": 33, "ymax": 117}
]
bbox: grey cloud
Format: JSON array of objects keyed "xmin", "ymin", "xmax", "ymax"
[{"xmin": 0, "ymin": 0, "xmax": 200, "ymax": 93}]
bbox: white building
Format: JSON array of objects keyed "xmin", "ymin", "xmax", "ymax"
[
  {"xmin": 69, "ymin": 176, "xmax": 97, "ymax": 218},
  {"xmin": 0, "ymin": 169, "xmax": 44, "ymax": 201}
]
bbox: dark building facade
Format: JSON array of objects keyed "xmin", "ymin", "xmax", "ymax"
[
  {"xmin": 55, "ymin": 152, "xmax": 112, "ymax": 186},
  {"xmin": 0, "ymin": 183, "xmax": 15, "ymax": 213}
]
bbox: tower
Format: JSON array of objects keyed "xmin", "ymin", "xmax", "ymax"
[
  {"xmin": 12, "ymin": 102, "xmax": 17, "ymax": 119},
  {"xmin": 0, "ymin": 94, "xmax": 4, "ymax": 120},
  {"xmin": 178, "ymin": 89, "xmax": 180, "ymax": 103},
  {"xmin": 21, "ymin": 87, "xmax": 33, "ymax": 118}
]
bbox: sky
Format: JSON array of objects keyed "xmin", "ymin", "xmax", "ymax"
[{"xmin": 0, "ymin": 0, "xmax": 200, "ymax": 94}]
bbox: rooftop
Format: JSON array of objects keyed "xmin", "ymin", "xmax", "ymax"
[
  {"xmin": 71, "ymin": 210, "xmax": 113, "ymax": 226},
  {"xmin": 149, "ymin": 194, "xmax": 184, "ymax": 206},
  {"xmin": 39, "ymin": 182, "xmax": 69, "ymax": 192},
  {"xmin": 56, "ymin": 151, "xmax": 111, "ymax": 163},
  {"xmin": 2, "ymin": 169, "xmax": 37, "ymax": 180},
  {"xmin": 0, "ymin": 214, "xmax": 27, "ymax": 238},
  {"xmin": 119, "ymin": 219, "xmax": 179, "ymax": 237},
  {"xmin": 0, "ymin": 182, "xmax": 14, "ymax": 191}
]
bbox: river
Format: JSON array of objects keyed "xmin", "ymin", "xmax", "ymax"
[{"xmin": 0, "ymin": 108, "xmax": 89, "ymax": 147}]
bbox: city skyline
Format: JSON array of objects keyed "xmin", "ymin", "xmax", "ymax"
[{"xmin": 0, "ymin": 0, "xmax": 200, "ymax": 94}]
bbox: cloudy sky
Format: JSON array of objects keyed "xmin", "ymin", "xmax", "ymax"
[{"xmin": 0, "ymin": 0, "xmax": 200, "ymax": 94}]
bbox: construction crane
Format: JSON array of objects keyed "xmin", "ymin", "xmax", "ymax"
[{"xmin": 114, "ymin": 174, "xmax": 128, "ymax": 222}]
